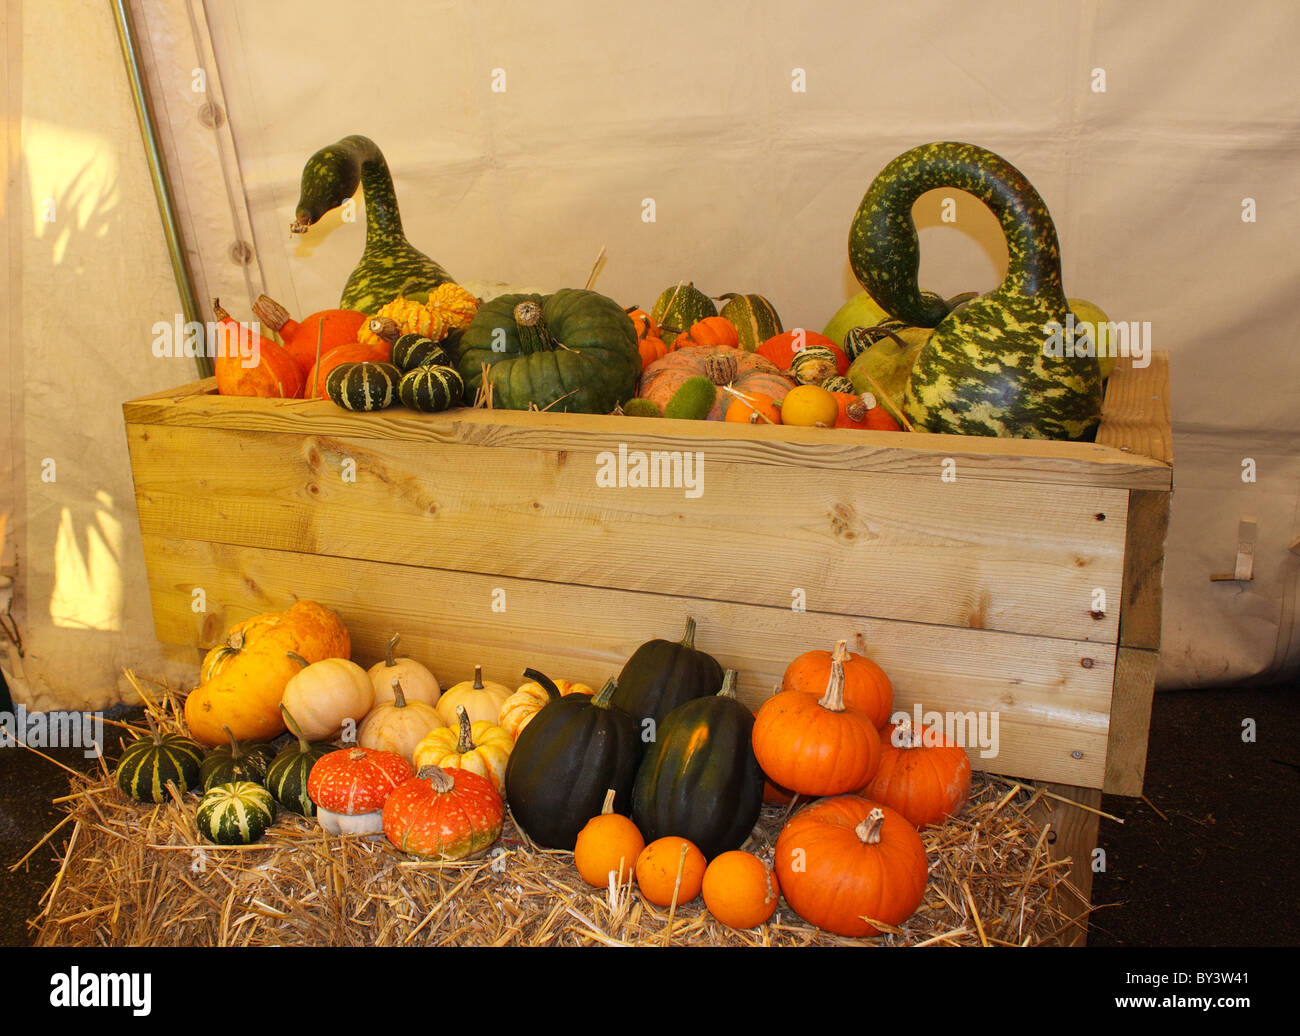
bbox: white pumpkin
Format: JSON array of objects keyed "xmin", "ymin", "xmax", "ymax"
[
  {"xmin": 435, "ymin": 664, "xmax": 512, "ymax": 727},
  {"xmin": 367, "ymin": 633, "xmax": 441, "ymax": 707},
  {"xmin": 281, "ymin": 656, "xmax": 374, "ymax": 741},
  {"xmin": 357, "ymin": 678, "xmax": 443, "ymax": 762}
]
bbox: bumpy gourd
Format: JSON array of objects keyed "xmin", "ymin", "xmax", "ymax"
[
  {"xmin": 849, "ymin": 142, "xmax": 1102, "ymax": 440},
  {"xmin": 290, "ymin": 135, "xmax": 453, "ymax": 313}
]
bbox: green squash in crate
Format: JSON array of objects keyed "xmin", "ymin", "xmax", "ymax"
[
  {"xmin": 849, "ymin": 141, "xmax": 1102, "ymax": 440},
  {"xmin": 649, "ymin": 283, "xmax": 716, "ymax": 345},
  {"xmin": 116, "ymin": 720, "xmax": 204, "ymax": 803},
  {"xmin": 325, "ymin": 361, "xmax": 401, "ymax": 411},
  {"xmin": 391, "ymin": 334, "xmax": 451, "ymax": 373},
  {"xmin": 196, "ymin": 781, "xmax": 276, "ymax": 845},
  {"xmin": 398, "ymin": 365, "xmax": 463, "ymax": 413},
  {"xmin": 716, "ymin": 293, "xmax": 782, "ymax": 351}
]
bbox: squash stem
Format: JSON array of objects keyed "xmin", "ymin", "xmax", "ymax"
[
  {"xmin": 591, "ymin": 677, "xmax": 618, "ymax": 709},
  {"xmin": 718, "ymin": 669, "xmax": 738, "ymax": 699},
  {"xmin": 280, "ymin": 704, "xmax": 311, "ymax": 751},
  {"xmin": 390, "ymin": 678, "xmax": 408, "ymax": 710},
  {"xmin": 522, "ymin": 668, "xmax": 562, "ymax": 702},
  {"xmin": 454, "ymin": 705, "xmax": 476, "ymax": 754},
  {"xmin": 416, "ymin": 764, "xmax": 454, "ymax": 793},
  {"xmin": 854, "ymin": 807, "xmax": 886, "ymax": 845},
  {"xmin": 471, "ymin": 664, "xmax": 485, "ymax": 690},
  {"xmin": 600, "ymin": 788, "xmax": 616, "ymax": 815},
  {"xmin": 385, "ymin": 633, "xmax": 400, "ymax": 668},
  {"xmin": 817, "ymin": 642, "xmax": 849, "ymax": 713},
  {"xmin": 679, "ymin": 617, "xmax": 698, "ymax": 650},
  {"xmin": 512, "ymin": 301, "xmax": 561, "ymax": 354}
]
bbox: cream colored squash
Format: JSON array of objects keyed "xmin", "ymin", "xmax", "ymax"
[
  {"xmin": 368, "ymin": 633, "xmax": 441, "ymax": 707},
  {"xmin": 281, "ymin": 655, "xmax": 375, "ymax": 741},
  {"xmin": 357, "ymin": 678, "xmax": 443, "ymax": 762},
  {"xmin": 435, "ymin": 664, "xmax": 512, "ymax": 727}
]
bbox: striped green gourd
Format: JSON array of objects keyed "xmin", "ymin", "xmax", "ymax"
[
  {"xmin": 717, "ymin": 293, "xmax": 783, "ymax": 351},
  {"xmin": 115, "ymin": 719, "xmax": 204, "ymax": 803},
  {"xmin": 392, "ymin": 334, "xmax": 451, "ymax": 373},
  {"xmin": 199, "ymin": 726, "xmax": 275, "ymax": 792},
  {"xmin": 821, "ymin": 375, "xmax": 855, "ymax": 394},
  {"xmin": 849, "ymin": 142, "xmax": 1101, "ymax": 440},
  {"xmin": 290, "ymin": 135, "xmax": 453, "ymax": 313},
  {"xmin": 398, "ymin": 364, "xmax": 463, "ymax": 413},
  {"xmin": 196, "ymin": 781, "xmax": 276, "ymax": 845},
  {"xmin": 649, "ymin": 283, "xmax": 716, "ymax": 345},
  {"xmin": 789, "ymin": 345, "xmax": 841, "ymax": 386},
  {"xmin": 265, "ymin": 705, "xmax": 331, "ymax": 817},
  {"xmin": 325, "ymin": 361, "xmax": 401, "ymax": 411}
]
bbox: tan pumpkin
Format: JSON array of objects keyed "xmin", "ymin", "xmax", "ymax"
[
  {"xmin": 435, "ymin": 664, "xmax": 512, "ymax": 727},
  {"xmin": 281, "ymin": 655, "xmax": 375, "ymax": 742},
  {"xmin": 498, "ymin": 678, "xmax": 596, "ymax": 740},
  {"xmin": 412, "ymin": 705, "xmax": 513, "ymax": 795},
  {"xmin": 638, "ymin": 346, "xmax": 794, "ymax": 421},
  {"xmin": 357, "ymin": 678, "xmax": 444, "ymax": 762},
  {"xmin": 368, "ymin": 633, "xmax": 441, "ymax": 708}
]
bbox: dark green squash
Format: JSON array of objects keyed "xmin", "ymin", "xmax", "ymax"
[
  {"xmin": 457, "ymin": 289, "xmax": 640, "ymax": 413},
  {"xmin": 716, "ymin": 293, "xmax": 782, "ymax": 351},
  {"xmin": 198, "ymin": 725, "xmax": 275, "ymax": 792},
  {"xmin": 290, "ymin": 135, "xmax": 453, "ymax": 313},
  {"xmin": 503, "ymin": 670, "xmax": 642, "ymax": 850},
  {"xmin": 196, "ymin": 781, "xmax": 276, "ymax": 845},
  {"xmin": 649, "ymin": 282, "xmax": 717, "ymax": 346},
  {"xmin": 849, "ymin": 141, "xmax": 1102, "ymax": 440},
  {"xmin": 630, "ymin": 670, "xmax": 764, "ymax": 860},
  {"xmin": 325, "ymin": 360, "xmax": 401, "ymax": 411},
  {"xmin": 609, "ymin": 617, "xmax": 724, "ymax": 743},
  {"xmin": 115, "ymin": 718, "xmax": 204, "ymax": 803},
  {"xmin": 391, "ymin": 334, "xmax": 451, "ymax": 373},
  {"xmin": 264, "ymin": 706, "xmax": 332, "ymax": 816},
  {"xmin": 398, "ymin": 364, "xmax": 463, "ymax": 413}
]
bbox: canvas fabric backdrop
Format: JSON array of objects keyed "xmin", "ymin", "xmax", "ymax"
[{"xmin": 4, "ymin": 0, "xmax": 1298, "ymax": 711}]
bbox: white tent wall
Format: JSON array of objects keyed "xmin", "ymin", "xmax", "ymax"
[{"xmin": 3, "ymin": 0, "xmax": 1297, "ymax": 710}]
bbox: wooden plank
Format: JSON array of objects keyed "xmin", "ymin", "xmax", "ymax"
[
  {"xmin": 1032, "ymin": 783, "xmax": 1103, "ymax": 946},
  {"xmin": 126, "ymin": 424, "xmax": 1128, "ymax": 643},
  {"xmin": 1096, "ymin": 352, "xmax": 1172, "ymax": 466},
  {"xmin": 140, "ymin": 536, "xmax": 1117, "ymax": 789},
  {"xmin": 1118, "ymin": 489, "xmax": 1171, "ymax": 650},
  {"xmin": 123, "ymin": 380, "xmax": 1173, "ymax": 491},
  {"xmin": 1103, "ymin": 647, "xmax": 1157, "ymax": 796}
]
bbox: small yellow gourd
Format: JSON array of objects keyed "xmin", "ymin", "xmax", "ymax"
[
  {"xmin": 498, "ymin": 678, "xmax": 595, "ymax": 740},
  {"xmin": 436, "ymin": 664, "xmax": 512, "ymax": 727},
  {"xmin": 412, "ymin": 705, "xmax": 512, "ymax": 795}
]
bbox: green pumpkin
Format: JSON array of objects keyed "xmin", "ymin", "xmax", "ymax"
[
  {"xmin": 398, "ymin": 364, "xmax": 463, "ymax": 413},
  {"xmin": 196, "ymin": 781, "xmax": 276, "ymax": 845},
  {"xmin": 392, "ymin": 334, "xmax": 451, "ymax": 373},
  {"xmin": 716, "ymin": 293, "xmax": 783, "ymax": 351},
  {"xmin": 264, "ymin": 705, "xmax": 332, "ymax": 817},
  {"xmin": 608, "ymin": 617, "xmax": 724, "ymax": 742},
  {"xmin": 503, "ymin": 672, "xmax": 642, "ymax": 850},
  {"xmin": 457, "ymin": 289, "xmax": 640, "ymax": 413},
  {"xmin": 649, "ymin": 282, "xmax": 717, "ymax": 346},
  {"xmin": 290, "ymin": 135, "xmax": 453, "ymax": 313},
  {"xmin": 115, "ymin": 720, "xmax": 204, "ymax": 803},
  {"xmin": 325, "ymin": 361, "xmax": 401, "ymax": 411},
  {"xmin": 199, "ymin": 725, "xmax": 275, "ymax": 792},
  {"xmin": 631, "ymin": 670, "xmax": 764, "ymax": 860},
  {"xmin": 849, "ymin": 142, "xmax": 1102, "ymax": 440}
]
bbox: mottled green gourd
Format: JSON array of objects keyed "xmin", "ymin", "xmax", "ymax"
[
  {"xmin": 290, "ymin": 135, "xmax": 453, "ymax": 313},
  {"xmin": 717, "ymin": 293, "xmax": 783, "ymax": 351},
  {"xmin": 849, "ymin": 142, "xmax": 1102, "ymax": 440},
  {"xmin": 622, "ymin": 398, "xmax": 663, "ymax": 418},
  {"xmin": 650, "ymin": 283, "xmax": 716, "ymax": 345},
  {"xmin": 663, "ymin": 376, "xmax": 717, "ymax": 420}
]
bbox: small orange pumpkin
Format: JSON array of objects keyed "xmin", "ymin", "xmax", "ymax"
[
  {"xmin": 212, "ymin": 299, "xmax": 304, "ymax": 399},
  {"xmin": 782, "ymin": 639, "xmax": 893, "ymax": 730},
  {"xmin": 574, "ymin": 788, "xmax": 645, "ymax": 887},
  {"xmin": 636, "ymin": 836, "xmax": 707, "ymax": 907},
  {"xmin": 724, "ymin": 390, "xmax": 782, "ymax": 425},
  {"xmin": 626, "ymin": 307, "xmax": 660, "ymax": 340},
  {"xmin": 382, "ymin": 764, "xmax": 504, "ymax": 860},
  {"xmin": 638, "ymin": 335, "xmax": 669, "ymax": 371},
  {"xmin": 702, "ymin": 851, "xmax": 780, "ymax": 929},
  {"xmin": 675, "ymin": 316, "xmax": 740, "ymax": 350},
  {"xmin": 861, "ymin": 718, "xmax": 972, "ymax": 828}
]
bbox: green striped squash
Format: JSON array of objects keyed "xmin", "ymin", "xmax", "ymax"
[
  {"xmin": 196, "ymin": 781, "xmax": 276, "ymax": 845},
  {"xmin": 291, "ymin": 135, "xmax": 453, "ymax": 313},
  {"xmin": 265, "ymin": 706, "xmax": 332, "ymax": 817},
  {"xmin": 116, "ymin": 724, "xmax": 204, "ymax": 803},
  {"xmin": 392, "ymin": 334, "xmax": 451, "ymax": 373},
  {"xmin": 325, "ymin": 361, "xmax": 401, "ymax": 411},
  {"xmin": 849, "ymin": 142, "xmax": 1101, "ymax": 440},
  {"xmin": 717, "ymin": 293, "xmax": 783, "ymax": 351},
  {"xmin": 199, "ymin": 726, "xmax": 275, "ymax": 792},
  {"xmin": 398, "ymin": 364, "xmax": 463, "ymax": 413},
  {"xmin": 821, "ymin": 375, "xmax": 855, "ymax": 394},
  {"xmin": 789, "ymin": 345, "xmax": 841, "ymax": 386},
  {"xmin": 649, "ymin": 282, "xmax": 716, "ymax": 345}
]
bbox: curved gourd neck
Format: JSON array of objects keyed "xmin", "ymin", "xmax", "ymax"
[
  {"xmin": 852, "ymin": 142, "xmax": 1066, "ymax": 326},
  {"xmin": 294, "ymin": 134, "xmax": 406, "ymax": 245}
]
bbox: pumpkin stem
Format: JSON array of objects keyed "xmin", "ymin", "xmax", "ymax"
[
  {"xmin": 854, "ymin": 807, "xmax": 886, "ymax": 845},
  {"xmin": 591, "ymin": 677, "xmax": 618, "ymax": 709},
  {"xmin": 385, "ymin": 633, "xmax": 400, "ymax": 668},
  {"xmin": 347, "ymin": 748, "xmax": 367, "ymax": 761},
  {"xmin": 285, "ymin": 651, "xmax": 310, "ymax": 669},
  {"xmin": 454, "ymin": 705, "xmax": 476, "ymax": 754},
  {"xmin": 368, "ymin": 316, "xmax": 402, "ymax": 344},
  {"xmin": 280, "ymin": 704, "xmax": 311, "ymax": 750},
  {"xmin": 211, "ymin": 298, "xmax": 233, "ymax": 323},
  {"xmin": 472, "ymin": 664, "xmax": 485, "ymax": 690},
  {"xmin": 522, "ymin": 668, "xmax": 562, "ymax": 702},
  {"xmin": 600, "ymin": 788, "xmax": 616, "ymax": 815},
  {"xmin": 679, "ymin": 617, "xmax": 698, "ymax": 650},
  {"xmin": 221, "ymin": 725, "xmax": 242, "ymax": 759},
  {"xmin": 513, "ymin": 300, "xmax": 562, "ymax": 354},
  {"xmin": 816, "ymin": 641, "xmax": 850, "ymax": 713},
  {"xmin": 718, "ymin": 669, "xmax": 739, "ymax": 699},
  {"xmin": 895, "ymin": 715, "xmax": 924, "ymax": 749},
  {"xmin": 416, "ymin": 764, "xmax": 454, "ymax": 793},
  {"xmin": 390, "ymin": 678, "xmax": 408, "ymax": 710},
  {"xmin": 251, "ymin": 294, "xmax": 291, "ymax": 334},
  {"xmin": 227, "ymin": 630, "xmax": 245, "ymax": 651}
]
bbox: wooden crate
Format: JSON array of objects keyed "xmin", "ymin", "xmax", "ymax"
[{"xmin": 123, "ymin": 353, "xmax": 1172, "ymax": 942}]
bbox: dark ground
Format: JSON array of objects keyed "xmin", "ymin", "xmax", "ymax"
[{"xmin": 1, "ymin": 674, "xmax": 1296, "ymax": 947}]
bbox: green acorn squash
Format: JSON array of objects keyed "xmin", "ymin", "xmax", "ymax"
[
  {"xmin": 649, "ymin": 283, "xmax": 717, "ymax": 346},
  {"xmin": 503, "ymin": 671, "xmax": 642, "ymax": 850},
  {"xmin": 609, "ymin": 617, "xmax": 724, "ymax": 743},
  {"xmin": 398, "ymin": 365, "xmax": 463, "ymax": 413},
  {"xmin": 115, "ymin": 719, "xmax": 204, "ymax": 803},
  {"xmin": 264, "ymin": 705, "xmax": 332, "ymax": 816},
  {"xmin": 630, "ymin": 670, "xmax": 764, "ymax": 860},
  {"xmin": 457, "ymin": 289, "xmax": 640, "ymax": 413},
  {"xmin": 290, "ymin": 135, "xmax": 453, "ymax": 313},
  {"xmin": 716, "ymin": 293, "xmax": 783, "ymax": 351},
  {"xmin": 196, "ymin": 781, "xmax": 276, "ymax": 845},
  {"xmin": 198, "ymin": 726, "xmax": 275, "ymax": 792},
  {"xmin": 849, "ymin": 141, "xmax": 1102, "ymax": 440}
]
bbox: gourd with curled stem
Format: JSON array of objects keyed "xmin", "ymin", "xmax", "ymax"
[
  {"xmin": 849, "ymin": 141, "xmax": 1101, "ymax": 440},
  {"xmin": 367, "ymin": 633, "xmax": 441, "ymax": 707}
]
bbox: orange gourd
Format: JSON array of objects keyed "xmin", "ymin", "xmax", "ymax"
[
  {"xmin": 626, "ymin": 307, "xmax": 660, "ymax": 341},
  {"xmin": 675, "ymin": 316, "xmax": 740, "ymax": 350},
  {"xmin": 833, "ymin": 391, "xmax": 903, "ymax": 431},
  {"xmin": 774, "ymin": 797, "xmax": 928, "ymax": 937},
  {"xmin": 757, "ymin": 329, "xmax": 848, "ymax": 375},
  {"xmin": 382, "ymin": 765, "xmax": 503, "ymax": 860},
  {"xmin": 782, "ymin": 639, "xmax": 893, "ymax": 730},
  {"xmin": 251, "ymin": 294, "xmax": 367, "ymax": 379},
  {"xmin": 635, "ymin": 836, "xmax": 707, "ymax": 907},
  {"xmin": 638, "ymin": 335, "xmax": 669, "ymax": 371},
  {"xmin": 574, "ymin": 788, "xmax": 645, "ymax": 887},
  {"xmin": 304, "ymin": 342, "xmax": 391, "ymax": 398},
  {"xmin": 724, "ymin": 390, "xmax": 782, "ymax": 425},
  {"xmin": 702, "ymin": 851, "xmax": 780, "ymax": 929},
  {"xmin": 861, "ymin": 718, "xmax": 973, "ymax": 828},
  {"xmin": 212, "ymin": 299, "xmax": 304, "ymax": 398}
]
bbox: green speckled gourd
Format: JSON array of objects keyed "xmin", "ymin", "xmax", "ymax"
[
  {"xmin": 717, "ymin": 293, "xmax": 783, "ymax": 351},
  {"xmin": 650, "ymin": 283, "xmax": 716, "ymax": 345},
  {"xmin": 458, "ymin": 289, "xmax": 640, "ymax": 413},
  {"xmin": 849, "ymin": 142, "xmax": 1102, "ymax": 440},
  {"xmin": 291, "ymin": 135, "xmax": 453, "ymax": 313}
]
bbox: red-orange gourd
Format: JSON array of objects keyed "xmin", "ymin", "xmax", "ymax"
[
  {"xmin": 212, "ymin": 299, "xmax": 303, "ymax": 399},
  {"xmin": 382, "ymin": 765, "xmax": 504, "ymax": 860},
  {"xmin": 676, "ymin": 316, "xmax": 740, "ymax": 350},
  {"xmin": 774, "ymin": 797, "xmax": 928, "ymax": 937},
  {"xmin": 724, "ymin": 390, "xmax": 782, "ymax": 425},
  {"xmin": 635, "ymin": 836, "xmax": 706, "ymax": 907},
  {"xmin": 861, "ymin": 718, "xmax": 973, "ymax": 828},
  {"xmin": 574, "ymin": 788, "xmax": 645, "ymax": 887},
  {"xmin": 252, "ymin": 294, "xmax": 368, "ymax": 379},
  {"xmin": 626, "ymin": 307, "xmax": 660, "ymax": 341},
  {"xmin": 756, "ymin": 329, "xmax": 848, "ymax": 375},
  {"xmin": 753, "ymin": 645, "xmax": 882, "ymax": 796},
  {"xmin": 782, "ymin": 639, "xmax": 893, "ymax": 730},
  {"xmin": 702, "ymin": 851, "xmax": 780, "ymax": 929},
  {"xmin": 638, "ymin": 335, "xmax": 669, "ymax": 371}
]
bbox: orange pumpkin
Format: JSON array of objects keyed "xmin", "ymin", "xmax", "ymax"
[
  {"xmin": 212, "ymin": 299, "xmax": 303, "ymax": 399},
  {"xmin": 756, "ymin": 329, "xmax": 848, "ymax": 374},
  {"xmin": 635, "ymin": 836, "xmax": 707, "ymax": 907},
  {"xmin": 626, "ymin": 307, "xmax": 660, "ymax": 340},
  {"xmin": 639, "ymin": 347, "xmax": 794, "ymax": 421},
  {"xmin": 304, "ymin": 342, "xmax": 391, "ymax": 398},
  {"xmin": 861, "ymin": 718, "xmax": 973, "ymax": 828},
  {"xmin": 782, "ymin": 639, "xmax": 893, "ymax": 730},
  {"xmin": 638, "ymin": 335, "xmax": 669, "ymax": 371},
  {"xmin": 675, "ymin": 316, "xmax": 740, "ymax": 350},
  {"xmin": 724, "ymin": 390, "xmax": 782, "ymax": 425},
  {"xmin": 251, "ymin": 294, "xmax": 368, "ymax": 379},
  {"xmin": 382, "ymin": 765, "xmax": 504, "ymax": 860},
  {"xmin": 574, "ymin": 788, "xmax": 645, "ymax": 887},
  {"xmin": 774, "ymin": 797, "xmax": 928, "ymax": 937},
  {"xmin": 753, "ymin": 646, "xmax": 882, "ymax": 796},
  {"xmin": 834, "ymin": 391, "xmax": 903, "ymax": 432},
  {"xmin": 702, "ymin": 851, "xmax": 780, "ymax": 929}
]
